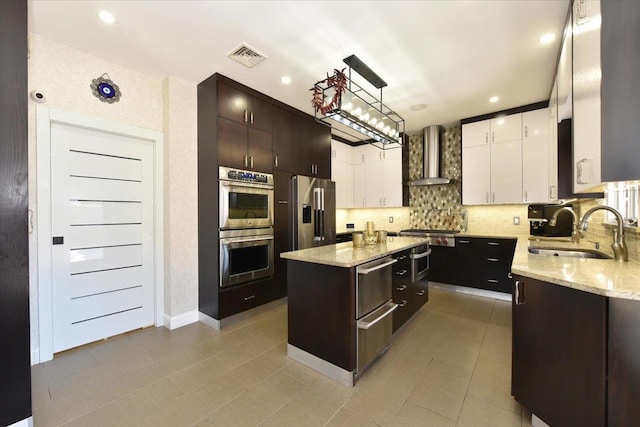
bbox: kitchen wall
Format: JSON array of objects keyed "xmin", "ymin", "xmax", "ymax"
[
  {"xmin": 28, "ymin": 34, "xmax": 199, "ymax": 356},
  {"xmin": 336, "ymin": 207, "xmax": 411, "ymax": 233}
]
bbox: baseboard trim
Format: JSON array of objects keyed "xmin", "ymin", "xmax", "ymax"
[
  {"xmin": 287, "ymin": 344, "xmax": 354, "ymax": 387},
  {"xmin": 163, "ymin": 310, "xmax": 199, "ymax": 330},
  {"xmin": 8, "ymin": 416, "xmax": 33, "ymax": 427},
  {"xmin": 429, "ymin": 281, "xmax": 512, "ymax": 302},
  {"xmin": 199, "ymin": 297, "xmax": 287, "ymax": 331}
]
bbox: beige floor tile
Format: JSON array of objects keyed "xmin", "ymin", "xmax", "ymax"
[
  {"xmin": 325, "ymin": 407, "xmax": 379, "ymax": 427},
  {"xmin": 408, "ymin": 360, "xmax": 473, "ymax": 422},
  {"xmin": 432, "ymin": 332, "xmax": 482, "ymax": 371},
  {"xmin": 478, "ymin": 331, "xmax": 512, "ymax": 365},
  {"xmin": 449, "ymin": 316, "xmax": 489, "ymax": 341},
  {"xmin": 456, "ymin": 395, "xmax": 522, "ymax": 427},
  {"xmin": 460, "ymin": 295, "xmax": 496, "ymax": 323},
  {"xmin": 388, "ymin": 401, "xmax": 456, "ymax": 427},
  {"xmin": 467, "ymin": 357, "xmax": 520, "ymax": 415}
]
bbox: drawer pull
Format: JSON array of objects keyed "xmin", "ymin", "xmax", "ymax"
[
  {"xmin": 398, "ymin": 300, "xmax": 408, "ymax": 307},
  {"xmin": 487, "ymin": 279, "xmax": 499, "ymax": 284},
  {"xmin": 395, "ymin": 269, "xmax": 408, "ymax": 276},
  {"xmin": 396, "ymin": 284, "xmax": 407, "ymax": 291},
  {"xmin": 487, "ymin": 258, "xmax": 499, "ymax": 262},
  {"xmin": 395, "ymin": 255, "xmax": 407, "ymax": 260},
  {"xmin": 487, "ymin": 242, "xmax": 500, "ymax": 246},
  {"xmin": 458, "ymin": 239, "xmax": 470, "ymax": 244},
  {"xmin": 416, "ymin": 290, "xmax": 426, "ymax": 296},
  {"xmin": 244, "ymin": 295, "xmax": 256, "ymax": 301}
]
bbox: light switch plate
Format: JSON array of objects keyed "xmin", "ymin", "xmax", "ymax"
[
  {"xmin": 388, "ymin": 216, "xmax": 394, "ymax": 223},
  {"xmin": 513, "ymin": 216, "xmax": 520, "ymax": 225}
]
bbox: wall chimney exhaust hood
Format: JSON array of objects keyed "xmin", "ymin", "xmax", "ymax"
[{"xmin": 409, "ymin": 125, "xmax": 452, "ymax": 186}]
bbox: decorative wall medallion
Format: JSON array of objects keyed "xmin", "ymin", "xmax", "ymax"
[{"xmin": 90, "ymin": 73, "xmax": 121, "ymax": 103}]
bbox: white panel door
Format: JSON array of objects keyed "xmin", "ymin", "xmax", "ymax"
[
  {"xmin": 51, "ymin": 122, "xmax": 155, "ymax": 353},
  {"xmin": 523, "ymin": 138, "xmax": 550, "ymax": 203},
  {"xmin": 382, "ymin": 149, "xmax": 403, "ymax": 207},
  {"xmin": 491, "ymin": 113, "xmax": 522, "ymax": 144},
  {"xmin": 462, "ymin": 120, "xmax": 490, "ymax": 148}
]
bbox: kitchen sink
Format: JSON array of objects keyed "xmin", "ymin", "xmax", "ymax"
[{"xmin": 527, "ymin": 247, "xmax": 612, "ymax": 259}]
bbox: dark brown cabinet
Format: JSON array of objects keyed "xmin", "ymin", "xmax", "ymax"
[
  {"xmin": 512, "ymin": 275, "xmax": 606, "ymax": 427},
  {"xmin": 216, "ymin": 81, "xmax": 273, "ymax": 172},
  {"xmin": 391, "ymin": 249, "xmax": 428, "ymax": 332},
  {"xmin": 429, "ymin": 237, "xmax": 516, "ymax": 294},
  {"xmin": 0, "ymin": 0, "xmax": 31, "ymax": 425},
  {"xmin": 273, "ymin": 171, "xmax": 293, "ymax": 294},
  {"xmin": 272, "ymin": 107, "xmax": 331, "ymax": 178}
]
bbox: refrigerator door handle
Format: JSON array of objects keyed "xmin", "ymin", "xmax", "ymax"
[{"xmin": 313, "ymin": 187, "xmax": 325, "ymax": 241}]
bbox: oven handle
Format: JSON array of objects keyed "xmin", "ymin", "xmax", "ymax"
[
  {"xmin": 358, "ymin": 258, "xmax": 398, "ymax": 274},
  {"xmin": 357, "ymin": 302, "xmax": 398, "ymax": 330},
  {"xmin": 220, "ymin": 235, "xmax": 274, "ymax": 244},
  {"xmin": 410, "ymin": 248, "xmax": 432, "ymax": 260}
]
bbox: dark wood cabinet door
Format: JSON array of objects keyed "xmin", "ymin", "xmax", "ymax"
[
  {"xmin": 217, "ymin": 81, "xmax": 249, "ymax": 124},
  {"xmin": 217, "ymin": 117, "xmax": 248, "ymax": 169},
  {"xmin": 248, "ymin": 95, "xmax": 273, "ymax": 133},
  {"xmin": 272, "ymin": 107, "xmax": 293, "ymax": 172},
  {"xmin": 247, "ymin": 127, "xmax": 273, "ymax": 173},
  {"xmin": 291, "ymin": 114, "xmax": 315, "ymax": 176},
  {"xmin": 512, "ymin": 276, "xmax": 606, "ymax": 427},
  {"xmin": 608, "ymin": 298, "xmax": 640, "ymax": 427},
  {"xmin": 273, "ymin": 171, "xmax": 293, "ymax": 295},
  {"xmin": 0, "ymin": 1, "xmax": 31, "ymax": 425},
  {"xmin": 312, "ymin": 120, "xmax": 332, "ymax": 179}
]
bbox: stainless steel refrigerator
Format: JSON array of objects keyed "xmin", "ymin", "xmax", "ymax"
[{"xmin": 292, "ymin": 175, "xmax": 336, "ymax": 249}]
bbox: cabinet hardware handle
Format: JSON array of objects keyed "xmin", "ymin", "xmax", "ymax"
[
  {"xmin": 576, "ymin": 158, "xmax": 592, "ymax": 184},
  {"xmin": 458, "ymin": 239, "xmax": 470, "ymax": 244},
  {"xmin": 487, "ymin": 242, "xmax": 500, "ymax": 246},
  {"xmin": 274, "ymin": 155, "xmax": 278, "ymax": 168},
  {"xmin": 398, "ymin": 300, "xmax": 408, "ymax": 307},
  {"xmin": 487, "ymin": 279, "xmax": 499, "ymax": 283},
  {"xmin": 244, "ymin": 294, "xmax": 256, "ymax": 301},
  {"xmin": 395, "ymin": 270, "xmax": 408, "ymax": 276},
  {"xmin": 486, "ymin": 193, "xmax": 489, "ymax": 203},
  {"xmin": 278, "ymin": 200, "xmax": 289, "ymax": 204},
  {"xmin": 485, "ymin": 133, "xmax": 488, "ymax": 144},
  {"xmin": 358, "ymin": 258, "xmax": 398, "ymax": 275},
  {"xmin": 250, "ymin": 111, "xmax": 254, "ymax": 124},
  {"xmin": 243, "ymin": 155, "xmax": 248, "ymax": 168},
  {"xmin": 487, "ymin": 258, "xmax": 499, "ymax": 262},
  {"xmin": 514, "ymin": 280, "xmax": 525, "ymax": 305},
  {"xmin": 492, "ymin": 131, "xmax": 495, "ymax": 143},
  {"xmin": 396, "ymin": 284, "xmax": 407, "ymax": 291},
  {"xmin": 508, "ymin": 272, "xmax": 513, "ymax": 279},
  {"xmin": 250, "ymin": 156, "xmax": 254, "ymax": 169},
  {"xmin": 311, "ymin": 164, "xmax": 314, "ymax": 174},
  {"xmin": 417, "ymin": 290, "xmax": 426, "ymax": 296},
  {"xmin": 524, "ymin": 190, "xmax": 528, "ymax": 201},
  {"xmin": 492, "ymin": 192, "xmax": 495, "ymax": 203},
  {"xmin": 244, "ymin": 110, "xmax": 248, "ymax": 123},
  {"xmin": 395, "ymin": 255, "xmax": 407, "ymax": 260},
  {"xmin": 524, "ymin": 126, "xmax": 528, "ymax": 138}
]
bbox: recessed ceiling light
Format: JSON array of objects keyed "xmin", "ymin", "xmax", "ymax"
[
  {"xmin": 409, "ymin": 103, "xmax": 428, "ymax": 111},
  {"xmin": 539, "ymin": 33, "xmax": 556, "ymax": 45},
  {"xmin": 98, "ymin": 10, "xmax": 116, "ymax": 25},
  {"xmin": 489, "ymin": 96, "xmax": 499, "ymax": 103},
  {"xmin": 281, "ymin": 75, "xmax": 292, "ymax": 85}
]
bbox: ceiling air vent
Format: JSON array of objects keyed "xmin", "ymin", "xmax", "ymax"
[{"xmin": 227, "ymin": 44, "xmax": 267, "ymax": 68}]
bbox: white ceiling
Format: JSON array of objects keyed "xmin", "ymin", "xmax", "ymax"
[{"xmin": 28, "ymin": 0, "xmax": 570, "ymax": 133}]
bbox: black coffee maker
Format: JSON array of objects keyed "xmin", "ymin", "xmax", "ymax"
[{"xmin": 528, "ymin": 204, "xmax": 574, "ymax": 237}]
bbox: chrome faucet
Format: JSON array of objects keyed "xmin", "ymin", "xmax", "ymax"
[
  {"xmin": 579, "ymin": 206, "xmax": 628, "ymax": 262},
  {"xmin": 550, "ymin": 207, "xmax": 581, "ymax": 243}
]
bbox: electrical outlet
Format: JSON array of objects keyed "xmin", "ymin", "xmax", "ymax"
[
  {"xmin": 388, "ymin": 216, "xmax": 394, "ymax": 223},
  {"xmin": 513, "ymin": 216, "xmax": 520, "ymax": 225}
]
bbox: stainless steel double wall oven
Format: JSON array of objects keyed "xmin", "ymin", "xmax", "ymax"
[{"xmin": 219, "ymin": 166, "xmax": 274, "ymax": 288}]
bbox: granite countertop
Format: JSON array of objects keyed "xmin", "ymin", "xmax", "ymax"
[
  {"xmin": 280, "ymin": 236, "xmax": 429, "ymax": 268},
  {"xmin": 511, "ymin": 236, "xmax": 640, "ymax": 300}
]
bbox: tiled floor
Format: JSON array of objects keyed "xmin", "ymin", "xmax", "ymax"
[{"xmin": 32, "ymin": 288, "xmax": 533, "ymax": 426}]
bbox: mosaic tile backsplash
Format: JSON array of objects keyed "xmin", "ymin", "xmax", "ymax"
[{"xmin": 409, "ymin": 127, "xmax": 466, "ymax": 230}]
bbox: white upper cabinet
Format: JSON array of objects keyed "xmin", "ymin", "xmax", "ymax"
[
  {"xmin": 462, "ymin": 120, "xmax": 490, "ymax": 148},
  {"xmin": 572, "ymin": 0, "xmax": 602, "ymax": 193},
  {"xmin": 462, "ymin": 108, "xmax": 552, "ymax": 205},
  {"xmin": 331, "ymin": 140, "xmax": 353, "ymax": 208},
  {"xmin": 332, "ymin": 142, "xmax": 403, "ymax": 208},
  {"xmin": 490, "ymin": 114, "xmax": 522, "ymax": 144}
]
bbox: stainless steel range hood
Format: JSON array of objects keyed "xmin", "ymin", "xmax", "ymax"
[{"xmin": 409, "ymin": 125, "xmax": 452, "ymax": 186}]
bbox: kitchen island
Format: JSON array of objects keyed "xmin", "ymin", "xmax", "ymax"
[{"xmin": 281, "ymin": 236, "xmax": 429, "ymax": 386}]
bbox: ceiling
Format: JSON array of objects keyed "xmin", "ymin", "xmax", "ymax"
[{"xmin": 28, "ymin": 0, "xmax": 570, "ymax": 135}]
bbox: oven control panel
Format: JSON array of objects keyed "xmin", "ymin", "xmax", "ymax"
[{"xmin": 219, "ymin": 166, "xmax": 273, "ymax": 186}]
